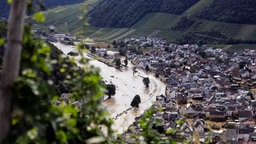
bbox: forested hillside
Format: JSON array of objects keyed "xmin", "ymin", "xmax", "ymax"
[
  {"xmin": 198, "ymin": 0, "xmax": 256, "ymax": 24},
  {"xmin": 0, "ymin": 0, "xmax": 84, "ymax": 18},
  {"xmin": 30, "ymin": 0, "xmax": 256, "ymax": 49},
  {"xmin": 89, "ymin": 0, "xmax": 199, "ymax": 28},
  {"xmin": 89, "ymin": 0, "xmax": 256, "ymax": 27}
]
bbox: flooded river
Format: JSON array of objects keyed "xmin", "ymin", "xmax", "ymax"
[{"xmin": 52, "ymin": 42, "xmax": 166, "ymax": 134}]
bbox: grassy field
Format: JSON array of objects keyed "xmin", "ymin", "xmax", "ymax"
[
  {"xmin": 198, "ymin": 20, "xmax": 256, "ymax": 40},
  {"xmin": 209, "ymin": 44, "xmax": 256, "ymax": 51},
  {"xmin": 228, "ymin": 44, "xmax": 256, "ymax": 51},
  {"xmin": 184, "ymin": 0, "xmax": 214, "ymax": 15},
  {"xmin": 132, "ymin": 13, "xmax": 181, "ymax": 29},
  {"xmin": 34, "ymin": 0, "xmax": 101, "ymax": 32}
]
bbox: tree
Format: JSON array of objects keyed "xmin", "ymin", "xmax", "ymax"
[
  {"xmin": 124, "ymin": 58, "xmax": 128, "ymax": 67},
  {"xmin": 103, "ymin": 51, "xmax": 108, "ymax": 58},
  {"xmin": 239, "ymin": 61, "xmax": 246, "ymax": 69},
  {"xmin": 106, "ymin": 84, "xmax": 116, "ymax": 99},
  {"xmin": 132, "ymin": 67, "xmax": 137, "ymax": 75},
  {"xmin": 90, "ymin": 46, "xmax": 96, "ymax": 53},
  {"xmin": 119, "ymin": 47, "xmax": 126, "ymax": 56},
  {"xmin": 115, "ymin": 58, "xmax": 121, "ymax": 69},
  {"xmin": 143, "ymin": 77, "xmax": 150, "ymax": 88},
  {"xmin": 0, "ymin": 0, "xmax": 27, "ymax": 142},
  {"xmin": 67, "ymin": 51, "xmax": 79, "ymax": 56},
  {"xmin": 0, "ymin": 1, "xmax": 114, "ymax": 143},
  {"xmin": 145, "ymin": 65, "xmax": 150, "ymax": 72},
  {"xmin": 112, "ymin": 40, "xmax": 117, "ymax": 48},
  {"xmin": 130, "ymin": 95, "xmax": 141, "ymax": 108},
  {"xmin": 198, "ymin": 51, "xmax": 207, "ymax": 58},
  {"xmin": 248, "ymin": 92, "xmax": 255, "ymax": 100}
]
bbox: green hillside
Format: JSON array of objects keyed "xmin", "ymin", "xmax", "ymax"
[
  {"xmin": 88, "ymin": 0, "xmax": 199, "ymax": 27},
  {"xmin": 33, "ymin": 0, "xmax": 101, "ymax": 32},
  {"xmin": 35, "ymin": 0, "xmax": 256, "ymax": 50},
  {"xmin": 0, "ymin": 0, "xmax": 85, "ymax": 18},
  {"xmin": 184, "ymin": 0, "xmax": 214, "ymax": 15},
  {"xmin": 198, "ymin": 0, "xmax": 256, "ymax": 24},
  {"xmin": 85, "ymin": 12, "xmax": 256, "ymax": 43},
  {"xmin": 132, "ymin": 13, "xmax": 180, "ymax": 29}
]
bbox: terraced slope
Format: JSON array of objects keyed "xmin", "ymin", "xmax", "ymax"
[
  {"xmin": 86, "ymin": 12, "xmax": 256, "ymax": 43},
  {"xmin": 89, "ymin": 0, "xmax": 199, "ymax": 27},
  {"xmin": 33, "ymin": 0, "xmax": 101, "ymax": 32},
  {"xmin": 184, "ymin": 0, "xmax": 214, "ymax": 15},
  {"xmin": 0, "ymin": 0, "xmax": 85, "ymax": 18},
  {"xmin": 198, "ymin": 0, "xmax": 256, "ymax": 24},
  {"xmin": 34, "ymin": 0, "xmax": 256, "ymax": 50}
]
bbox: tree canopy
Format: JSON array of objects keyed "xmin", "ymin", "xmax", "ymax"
[
  {"xmin": 106, "ymin": 84, "xmax": 116, "ymax": 99},
  {"xmin": 143, "ymin": 77, "xmax": 150, "ymax": 88},
  {"xmin": 130, "ymin": 95, "xmax": 141, "ymax": 108}
]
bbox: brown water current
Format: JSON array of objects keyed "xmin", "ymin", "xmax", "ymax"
[{"xmin": 52, "ymin": 42, "xmax": 166, "ymax": 134}]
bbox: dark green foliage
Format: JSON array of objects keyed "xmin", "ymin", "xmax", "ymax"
[
  {"xmin": 118, "ymin": 48, "xmax": 126, "ymax": 56},
  {"xmin": 0, "ymin": 20, "xmax": 7, "ymax": 68},
  {"xmin": 45, "ymin": 42, "xmax": 81, "ymax": 95},
  {"xmin": 0, "ymin": 0, "xmax": 84, "ymax": 18},
  {"xmin": 137, "ymin": 109, "xmax": 182, "ymax": 143},
  {"xmin": 222, "ymin": 123, "xmax": 236, "ymax": 129},
  {"xmin": 198, "ymin": 0, "xmax": 256, "ymax": 24},
  {"xmin": 143, "ymin": 77, "xmax": 150, "ymax": 88},
  {"xmin": 112, "ymin": 40, "xmax": 117, "ymax": 48},
  {"xmin": 138, "ymin": 109, "xmax": 164, "ymax": 143},
  {"xmin": 172, "ymin": 16, "xmax": 196, "ymax": 31},
  {"xmin": 247, "ymin": 92, "xmax": 254, "ymax": 100},
  {"xmin": 124, "ymin": 58, "xmax": 128, "ymax": 67},
  {"xmin": 106, "ymin": 84, "xmax": 116, "ymax": 99},
  {"xmin": 198, "ymin": 51, "xmax": 207, "ymax": 58},
  {"xmin": 145, "ymin": 65, "xmax": 150, "ymax": 72},
  {"xmin": 89, "ymin": 0, "xmax": 199, "ymax": 27},
  {"xmin": 90, "ymin": 46, "xmax": 96, "ymax": 54},
  {"xmin": 177, "ymin": 31, "xmax": 230, "ymax": 45},
  {"xmin": 0, "ymin": 20, "xmax": 7, "ymax": 38},
  {"xmin": 115, "ymin": 58, "xmax": 121, "ymax": 68},
  {"xmin": 239, "ymin": 61, "xmax": 246, "ymax": 69},
  {"xmin": 132, "ymin": 67, "xmax": 138, "ymax": 75},
  {"xmin": 4, "ymin": 25, "xmax": 113, "ymax": 143},
  {"xmin": 130, "ymin": 95, "xmax": 141, "ymax": 108},
  {"xmin": 67, "ymin": 51, "xmax": 79, "ymax": 56}
]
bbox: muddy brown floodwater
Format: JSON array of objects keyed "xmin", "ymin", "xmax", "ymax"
[{"xmin": 52, "ymin": 42, "xmax": 166, "ymax": 134}]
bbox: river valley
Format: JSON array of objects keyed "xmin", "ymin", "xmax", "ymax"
[{"xmin": 52, "ymin": 42, "xmax": 166, "ymax": 134}]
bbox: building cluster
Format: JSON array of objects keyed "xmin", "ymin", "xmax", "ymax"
[
  {"xmin": 51, "ymin": 35, "xmax": 256, "ymax": 143},
  {"xmin": 33, "ymin": 31, "xmax": 75, "ymax": 45},
  {"xmin": 123, "ymin": 37, "xmax": 167, "ymax": 48},
  {"xmin": 120, "ymin": 38, "xmax": 256, "ymax": 143}
]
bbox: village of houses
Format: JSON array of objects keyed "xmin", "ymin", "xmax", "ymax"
[
  {"xmin": 97, "ymin": 37, "xmax": 256, "ymax": 143},
  {"xmin": 41, "ymin": 32, "xmax": 256, "ymax": 143}
]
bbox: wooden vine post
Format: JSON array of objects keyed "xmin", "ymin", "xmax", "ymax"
[{"xmin": 0, "ymin": 0, "xmax": 27, "ymax": 142}]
